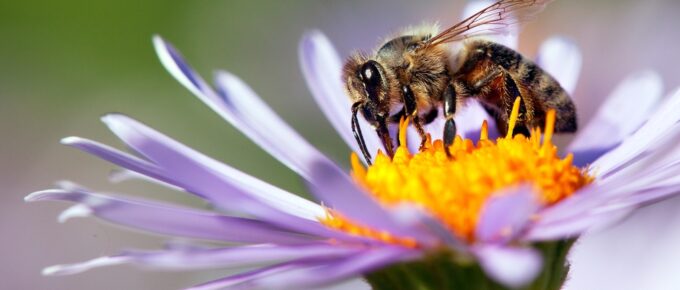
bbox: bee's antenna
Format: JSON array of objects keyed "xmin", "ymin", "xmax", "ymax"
[{"xmin": 351, "ymin": 102, "xmax": 373, "ymax": 165}]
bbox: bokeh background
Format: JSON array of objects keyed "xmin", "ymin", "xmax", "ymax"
[{"xmin": 3, "ymin": 0, "xmax": 680, "ymax": 289}]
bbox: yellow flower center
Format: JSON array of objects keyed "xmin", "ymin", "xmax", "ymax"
[{"xmin": 322, "ymin": 98, "xmax": 593, "ymax": 246}]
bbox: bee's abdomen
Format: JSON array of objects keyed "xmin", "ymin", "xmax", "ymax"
[
  {"xmin": 516, "ymin": 61, "xmax": 577, "ymax": 133},
  {"xmin": 457, "ymin": 40, "xmax": 577, "ymax": 133}
]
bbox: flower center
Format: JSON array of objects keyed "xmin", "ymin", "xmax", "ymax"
[{"xmin": 322, "ymin": 99, "xmax": 592, "ymax": 246}]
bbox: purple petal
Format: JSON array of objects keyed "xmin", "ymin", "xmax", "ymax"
[
  {"xmin": 213, "ymin": 71, "xmax": 339, "ymax": 181},
  {"xmin": 109, "ymin": 169, "xmax": 184, "ymax": 192},
  {"xmin": 391, "ymin": 205, "xmax": 467, "ymax": 252},
  {"xmin": 249, "ymin": 246, "xmax": 420, "ymax": 290},
  {"xmin": 569, "ymin": 71, "xmax": 663, "ymax": 166},
  {"xmin": 473, "ymin": 245, "xmax": 542, "ymax": 288},
  {"xmin": 61, "ymin": 137, "xmax": 168, "ymax": 183},
  {"xmin": 525, "ymin": 206, "xmax": 634, "ymax": 241},
  {"xmin": 154, "ymin": 36, "xmax": 336, "ymax": 180},
  {"xmin": 186, "ymin": 262, "xmax": 300, "ymax": 290},
  {"xmin": 63, "ymin": 130, "xmax": 367, "ymax": 243},
  {"xmin": 41, "ymin": 243, "xmax": 361, "ymax": 275},
  {"xmin": 25, "ymin": 188, "xmax": 316, "ymax": 244},
  {"xmin": 593, "ymin": 87, "xmax": 680, "ymax": 177},
  {"xmin": 456, "ymin": 101, "xmax": 500, "ymax": 140},
  {"xmin": 476, "ymin": 185, "xmax": 539, "ymax": 244},
  {"xmin": 101, "ymin": 114, "xmax": 324, "ymax": 220},
  {"xmin": 307, "ymin": 160, "xmax": 439, "ymax": 245},
  {"xmin": 299, "ymin": 30, "xmax": 383, "ymax": 162},
  {"xmin": 153, "ymin": 36, "xmax": 238, "ymax": 126},
  {"xmin": 528, "ymin": 149, "xmax": 680, "ymax": 241},
  {"xmin": 536, "ymin": 37, "xmax": 582, "ymax": 95},
  {"xmin": 525, "ymin": 160, "xmax": 680, "ymax": 241}
]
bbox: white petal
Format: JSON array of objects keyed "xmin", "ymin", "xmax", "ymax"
[
  {"xmin": 536, "ymin": 37, "xmax": 582, "ymax": 95},
  {"xmin": 593, "ymin": 86, "xmax": 679, "ymax": 177},
  {"xmin": 474, "ymin": 245, "xmax": 542, "ymax": 288},
  {"xmin": 43, "ymin": 256, "xmax": 130, "ymax": 276}
]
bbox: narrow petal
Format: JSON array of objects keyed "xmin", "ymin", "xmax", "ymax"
[
  {"xmin": 525, "ymin": 206, "xmax": 634, "ymax": 241},
  {"xmin": 213, "ymin": 71, "xmax": 337, "ymax": 180},
  {"xmin": 391, "ymin": 205, "xmax": 467, "ymax": 252},
  {"xmin": 536, "ymin": 37, "xmax": 582, "ymax": 95},
  {"xmin": 476, "ymin": 185, "xmax": 539, "ymax": 244},
  {"xmin": 155, "ymin": 36, "xmax": 337, "ymax": 180},
  {"xmin": 25, "ymin": 188, "xmax": 317, "ymax": 244},
  {"xmin": 250, "ymin": 246, "xmax": 420, "ymax": 290},
  {"xmin": 101, "ymin": 114, "xmax": 325, "ymax": 221},
  {"xmin": 299, "ymin": 31, "xmax": 383, "ymax": 161},
  {"xmin": 531, "ymin": 156, "xmax": 680, "ymax": 241},
  {"xmin": 473, "ymin": 245, "xmax": 542, "ymax": 288},
  {"xmin": 42, "ymin": 256, "xmax": 130, "ymax": 276},
  {"xmin": 186, "ymin": 263, "xmax": 299, "ymax": 290},
  {"xmin": 123, "ymin": 244, "xmax": 362, "ymax": 270},
  {"xmin": 69, "ymin": 115, "xmax": 366, "ymax": 240},
  {"xmin": 62, "ymin": 137, "xmax": 327, "ymax": 232},
  {"xmin": 61, "ymin": 137, "xmax": 168, "ymax": 183},
  {"xmin": 569, "ymin": 71, "xmax": 663, "ymax": 166},
  {"xmin": 41, "ymin": 243, "xmax": 361, "ymax": 275},
  {"xmin": 593, "ymin": 87, "xmax": 680, "ymax": 177},
  {"xmin": 153, "ymin": 36, "xmax": 236, "ymax": 125},
  {"xmin": 307, "ymin": 160, "xmax": 439, "ymax": 244},
  {"xmin": 109, "ymin": 169, "xmax": 184, "ymax": 192}
]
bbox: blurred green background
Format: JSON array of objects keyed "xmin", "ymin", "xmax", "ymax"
[{"xmin": 3, "ymin": 0, "xmax": 680, "ymax": 289}]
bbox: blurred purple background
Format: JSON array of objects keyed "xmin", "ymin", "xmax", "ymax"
[{"xmin": 2, "ymin": 0, "xmax": 680, "ymax": 289}]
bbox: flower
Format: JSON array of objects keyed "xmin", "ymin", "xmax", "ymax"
[{"xmin": 27, "ymin": 4, "xmax": 680, "ymax": 290}]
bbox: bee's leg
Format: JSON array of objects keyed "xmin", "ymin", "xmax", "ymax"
[
  {"xmin": 443, "ymin": 83, "xmax": 458, "ymax": 156},
  {"xmin": 401, "ymin": 85, "xmax": 428, "ymax": 150}
]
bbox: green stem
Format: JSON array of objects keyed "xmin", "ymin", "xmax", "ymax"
[{"xmin": 365, "ymin": 240, "xmax": 574, "ymax": 290}]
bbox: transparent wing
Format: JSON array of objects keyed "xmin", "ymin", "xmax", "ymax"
[{"xmin": 426, "ymin": 0, "xmax": 554, "ymax": 47}]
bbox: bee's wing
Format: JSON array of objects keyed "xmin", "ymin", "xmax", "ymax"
[{"xmin": 426, "ymin": 0, "xmax": 553, "ymax": 47}]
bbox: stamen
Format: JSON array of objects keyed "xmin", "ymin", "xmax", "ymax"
[
  {"xmin": 399, "ymin": 117, "xmax": 409, "ymax": 148},
  {"xmin": 543, "ymin": 110, "xmax": 556, "ymax": 149},
  {"xmin": 323, "ymin": 103, "xmax": 591, "ymax": 246},
  {"xmin": 506, "ymin": 97, "xmax": 522, "ymax": 139},
  {"xmin": 480, "ymin": 120, "xmax": 489, "ymax": 141}
]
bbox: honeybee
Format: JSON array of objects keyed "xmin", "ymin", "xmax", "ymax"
[{"xmin": 343, "ymin": 0, "xmax": 577, "ymax": 164}]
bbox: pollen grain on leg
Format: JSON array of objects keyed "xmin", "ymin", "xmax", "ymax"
[{"xmin": 322, "ymin": 100, "xmax": 592, "ymax": 245}]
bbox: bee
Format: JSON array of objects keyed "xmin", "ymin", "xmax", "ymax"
[{"xmin": 343, "ymin": 0, "xmax": 577, "ymax": 164}]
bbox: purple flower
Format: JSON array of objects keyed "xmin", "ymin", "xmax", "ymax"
[{"xmin": 28, "ymin": 3, "xmax": 680, "ymax": 290}]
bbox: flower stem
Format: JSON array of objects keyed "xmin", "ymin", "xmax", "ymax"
[{"xmin": 365, "ymin": 240, "xmax": 574, "ymax": 290}]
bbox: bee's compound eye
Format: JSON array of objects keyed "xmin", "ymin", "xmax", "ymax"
[
  {"xmin": 360, "ymin": 61, "xmax": 383, "ymax": 102},
  {"xmin": 361, "ymin": 61, "xmax": 382, "ymax": 87}
]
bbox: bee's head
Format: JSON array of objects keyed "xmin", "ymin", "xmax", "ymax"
[
  {"xmin": 343, "ymin": 57, "xmax": 390, "ymax": 124},
  {"xmin": 343, "ymin": 55, "xmax": 394, "ymax": 164}
]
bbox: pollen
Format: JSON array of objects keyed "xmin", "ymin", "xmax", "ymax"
[{"xmin": 321, "ymin": 98, "xmax": 593, "ymax": 245}]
